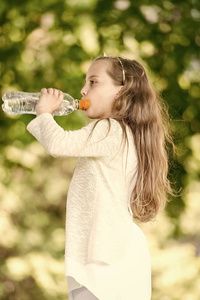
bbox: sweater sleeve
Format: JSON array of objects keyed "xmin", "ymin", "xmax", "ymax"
[{"xmin": 26, "ymin": 113, "xmax": 123, "ymax": 158}]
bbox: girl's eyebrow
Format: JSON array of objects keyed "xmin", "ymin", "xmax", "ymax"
[{"xmin": 86, "ymin": 75, "xmax": 99, "ymax": 81}]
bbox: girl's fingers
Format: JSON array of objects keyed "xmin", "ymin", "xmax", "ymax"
[
  {"xmin": 41, "ymin": 88, "xmax": 63, "ymax": 100},
  {"xmin": 41, "ymin": 88, "xmax": 47, "ymax": 94},
  {"xmin": 58, "ymin": 92, "xmax": 64, "ymax": 102},
  {"xmin": 53, "ymin": 89, "xmax": 59, "ymax": 97},
  {"xmin": 47, "ymin": 88, "xmax": 54, "ymax": 94}
]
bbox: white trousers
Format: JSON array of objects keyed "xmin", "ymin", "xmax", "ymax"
[{"xmin": 68, "ymin": 287, "xmax": 99, "ymax": 300}]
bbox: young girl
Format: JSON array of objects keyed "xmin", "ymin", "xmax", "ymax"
[{"xmin": 27, "ymin": 56, "xmax": 173, "ymax": 300}]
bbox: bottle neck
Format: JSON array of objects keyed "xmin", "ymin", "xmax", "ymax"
[{"xmin": 74, "ymin": 99, "xmax": 79, "ymax": 109}]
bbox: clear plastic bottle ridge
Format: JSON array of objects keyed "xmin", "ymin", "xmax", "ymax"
[{"xmin": 2, "ymin": 91, "xmax": 90, "ymax": 116}]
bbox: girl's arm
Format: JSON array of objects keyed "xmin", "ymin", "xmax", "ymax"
[{"xmin": 27, "ymin": 113, "xmax": 122, "ymax": 158}]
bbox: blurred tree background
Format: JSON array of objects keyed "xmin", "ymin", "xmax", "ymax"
[{"xmin": 0, "ymin": 0, "xmax": 200, "ymax": 299}]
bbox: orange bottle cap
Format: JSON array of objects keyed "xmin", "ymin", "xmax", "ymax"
[{"xmin": 78, "ymin": 99, "xmax": 90, "ymax": 110}]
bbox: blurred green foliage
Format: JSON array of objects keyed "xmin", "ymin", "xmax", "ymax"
[{"xmin": 0, "ymin": 0, "xmax": 200, "ymax": 299}]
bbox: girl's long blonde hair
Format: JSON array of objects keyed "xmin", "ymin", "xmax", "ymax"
[{"xmin": 95, "ymin": 56, "xmax": 174, "ymax": 222}]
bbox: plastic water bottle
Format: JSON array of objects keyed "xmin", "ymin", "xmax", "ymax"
[{"xmin": 2, "ymin": 91, "xmax": 90, "ymax": 116}]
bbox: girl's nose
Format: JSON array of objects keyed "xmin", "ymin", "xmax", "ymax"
[{"xmin": 81, "ymin": 85, "xmax": 87, "ymax": 96}]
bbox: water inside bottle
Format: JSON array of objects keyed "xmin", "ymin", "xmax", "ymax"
[
  {"xmin": 2, "ymin": 99, "xmax": 37, "ymax": 115},
  {"xmin": 53, "ymin": 102, "xmax": 74, "ymax": 116}
]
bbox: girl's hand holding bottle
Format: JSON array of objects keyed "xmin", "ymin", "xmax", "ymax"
[{"xmin": 36, "ymin": 88, "xmax": 64, "ymax": 116}]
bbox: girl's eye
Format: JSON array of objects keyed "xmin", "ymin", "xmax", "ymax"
[{"xmin": 90, "ymin": 80, "xmax": 96, "ymax": 85}]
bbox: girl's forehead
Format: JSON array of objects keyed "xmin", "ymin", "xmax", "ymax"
[{"xmin": 87, "ymin": 60, "xmax": 110, "ymax": 78}]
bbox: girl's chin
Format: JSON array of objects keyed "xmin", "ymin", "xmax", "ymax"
[{"xmin": 85, "ymin": 110, "xmax": 99, "ymax": 119}]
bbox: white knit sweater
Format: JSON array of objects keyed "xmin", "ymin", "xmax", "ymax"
[
  {"xmin": 27, "ymin": 114, "xmax": 152, "ymax": 300},
  {"xmin": 27, "ymin": 113, "xmax": 137, "ymax": 265}
]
